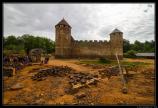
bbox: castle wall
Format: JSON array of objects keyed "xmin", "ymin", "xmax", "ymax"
[
  {"xmin": 71, "ymin": 40, "xmax": 112, "ymax": 58},
  {"xmin": 54, "ymin": 19, "xmax": 123, "ymax": 60}
]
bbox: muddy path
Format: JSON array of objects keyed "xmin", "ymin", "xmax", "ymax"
[{"xmin": 48, "ymin": 59, "xmax": 92, "ymax": 71}]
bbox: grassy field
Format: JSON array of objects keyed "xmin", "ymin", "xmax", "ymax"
[{"xmin": 79, "ymin": 58, "xmax": 153, "ymax": 66}]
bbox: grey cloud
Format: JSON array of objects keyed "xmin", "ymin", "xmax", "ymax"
[{"xmin": 3, "ymin": 3, "xmax": 155, "ymax": 43}]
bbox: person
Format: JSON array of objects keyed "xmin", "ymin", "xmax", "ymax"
[
  {"xmin": 28, "ymin": 56, "xmax": 32, "ymax": 63},
  {"xmin": 13, "ymin": 67, "xmax": 16, "ymax": 75},
  {"xmin": 3, "ymin": 56, "xmax": 7, "ymax": 65},
  {"xmin": 44, "ymin": 57, "xmax": 47, "ymax": 64},
  {"xmin": 78, "ymin": 57, "xmax": 80, "ymax": 61},
  {"xmin": 46, "ymin": 56, "xmax": 49, "ymax": 63},
  {"xmin": 23, "ymin": 56, "xmax": 27, "ymax": 65},
  {"xmin": 25, "ymin": 56, "xmax": 29, "ymax": 65},
  {"xmin": 13, "ymin": 56, "xmax": 18, "ymax": 64},
  {"xmin": 40, "ymin": 60, "xmax": 43, "ymax": 65},
  {"xmin": 44, "ymin": 56, "xmax": 49, "ymax": 64},
  {"xmin": 22, "ymin": 56, "xmax": 25, "ymax": 64}
]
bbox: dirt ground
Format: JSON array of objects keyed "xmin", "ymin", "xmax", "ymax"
[{"xmin": 3, "ymin": 58, "xmax": 155, "ymax": 105}]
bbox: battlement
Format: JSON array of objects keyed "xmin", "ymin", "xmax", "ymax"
[{"xmin": 74, "ymin": 40, "xmax": 109, "ymax": 44}]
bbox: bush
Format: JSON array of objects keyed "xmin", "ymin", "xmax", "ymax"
[
  {"xmin": 124, "ymin": 50, "xmax": 137, "ymax": 58},
  {"xmin": 3, "ymin": 50, "xmax": 25, "ymax": 56},
  {"xmin": 99, "ymin": 57, "xmax": 111, "ymax": 63}
]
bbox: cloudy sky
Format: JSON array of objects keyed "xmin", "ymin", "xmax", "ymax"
[{"xmin": 3, "ymin": 3, "xmax": 155, "ymax": 43}]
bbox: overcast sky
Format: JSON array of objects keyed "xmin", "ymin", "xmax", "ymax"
[{"xmin": 3, "ymin": 3, "xmax": 155, "ymax": 43}]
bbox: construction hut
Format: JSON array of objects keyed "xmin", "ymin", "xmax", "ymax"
[
  {"xmin": 29, "ymin": 48, "xmax": 44, "ymax": 62},
  {"xmin": 135, "ymin": 53, "xmax": 155, "ymax": 59}
]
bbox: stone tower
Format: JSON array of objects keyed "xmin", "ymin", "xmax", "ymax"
[
  {"xmin": 55, "ymin": 18, "xmax": 72, "ymax": 58},
  {"xmin": 110, "ymin": 28, "xmax": 123, "ymax": 59}
]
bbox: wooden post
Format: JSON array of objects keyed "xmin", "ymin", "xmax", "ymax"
[
  {"xmin": 115, "ymin": 53, "xmax": 128, "ymax": 94},
  {"xmin": 13, "ymin": 67, "xmax": 16, "ymax": 76}
]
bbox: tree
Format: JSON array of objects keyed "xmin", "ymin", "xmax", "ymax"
[
  {"xmin": 150, "ymin": 40, "xmax": 155, "ymax": 52},
  {"xmin": 124, "ymin": 50, "xmax": 136, "ymax": 58},
  {"xmin": 143, "ymin": 40, "xmax": 155, "ymax": 52},
  {"xmin": 123, "ymin": 39, "xmax": 155, "ymax": 58},
  {"xmin": 42, "ymin": 37, "xmax": 55, "ymax": 53},
  {"xmin": 131, "ymin": 40, "xmax": 143, "ymax": 52},
  {"xmin": 3, "ymin": 36, "xmax": 5, "ymax": 46},
  {"xmin": 123, "ymin": 39, "xmax": 131, "ymax": 53},
  {"xmin": 3, "ymin": 34, "xmax": 55, "ymax": 55},
  {"xmin": 21, "ymin": 34, "xmax": 55, "ymax": 55},
  {"xmin": 3, "ymin": 35, "xmax": 24, "ymax": 51},
  {"xmin": 21, "ymin": 34, "xmax": 37, "ymax": 55},
  {"xmin": 5, "ymin": 35, "xmax": 18, "ymax": 45}
]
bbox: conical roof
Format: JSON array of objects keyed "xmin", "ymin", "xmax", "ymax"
[
  {"xmin": 110, "ymin": 28, "xmax": 123, "ymax": 34},
  {"xmin": 55, "ymin": 18, "xmax": 71, "ymax": 27}
]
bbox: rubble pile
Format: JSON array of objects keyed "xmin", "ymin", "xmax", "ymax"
[
  {"xmin": 141, "ymin": 68, "xmax": 155, "ymax": 79},
  {"xmin": 99, "ymin": 66, "xmax": 120, "ymax": 78},
  {"xmin": 68, "ymin": 72, "xmax": 99, "ymax": 91},
  {"xmin": 3, "ymin": 68, "xmax": 13, "ymax": 77},
  {"xmin": 31, "ymin": 66, "xmax": 74, "ymax": 81},
  {"xmin": 31, "ymin": 65, "xmax": 100, "ymax": 95}
]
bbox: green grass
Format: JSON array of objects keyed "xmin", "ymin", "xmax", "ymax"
[
  {"xmin": 79, "ymin": 59, "xmax": 151, "ymax": 67},
  {"xmin": 79, "ymin": 59, "xmax": 116, "ymax": 65},
  {"xmin": 121, "ymin": 61, "xmax": 151, "ymax": 68},
  {"xmin": 79, "ymin": 60, "xmax": 103, "ymax": 64}
]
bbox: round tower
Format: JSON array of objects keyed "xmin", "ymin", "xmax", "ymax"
[
  {"xmin": 110, "ymin": 28, "xmax": 123, "ymax": 59},
  {"xmin": 55, "ymin": 18, "xmax": 72, "ymax": 58}
]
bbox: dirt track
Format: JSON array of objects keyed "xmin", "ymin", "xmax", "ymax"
[
  {"xmin": 3, "ymin": 58, "xmax": 155, "ymax": 105},
  {"xmin": 48, "ymin": 59, "xmax": 93, "ymax": 71}
]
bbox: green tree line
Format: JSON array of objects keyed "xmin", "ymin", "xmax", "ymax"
[
  {"xmin": 3, "ymin": 34, "xmax": 55, "ymax": 55},
  {"xmin": 123, "ymin": 39, "xmax": 155, "ymax": 58},
  {"xmin": 3, "ymin": 35, "xmax": 155, "ymax": 57},
  {"xmin": 123, "ymin": 39, "xmax": 155, "ymax": 53}
]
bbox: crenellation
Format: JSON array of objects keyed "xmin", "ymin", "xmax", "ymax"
[
  {"xmin": 85, "ymin": 40, "xmax": 88, "ymax": 42},
  {"xmin": 78, "ymin": 40, "xmax": 82, "ymax": 43},
  {"xmin": 104, "ymin": 40, "xmax": 108, "ymax": 42},
  {"xmin": 94, "ymin": 40, "xmax": 97, "ymax": 42}
]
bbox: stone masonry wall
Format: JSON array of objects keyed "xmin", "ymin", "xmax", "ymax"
[{"xmin": 71, "ymin": 40, "xmax": 112, "ymax": 59}]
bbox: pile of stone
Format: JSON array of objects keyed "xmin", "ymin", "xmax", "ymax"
[
  {"xmin": 68, "ymin": 72, "xmax": 99, "ymax": 90},
  {"xmin": 31, "ymin": 66, "xmax": 73, "ymax": 81},
  {"xmin": 99, "ymin": 66, "xmax": 120, "ymax": 78},
  {"xmin": 3, "ymin": 68, "xmax": 14, "ymax": 77},
  {"xmin": 3, "ymin": 61, "xmax": 24, "ymax": 70}
]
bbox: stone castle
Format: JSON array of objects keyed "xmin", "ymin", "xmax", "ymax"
[{"xmin": 55, "ymin": 19, "xmax": 123, "ymax": 60}]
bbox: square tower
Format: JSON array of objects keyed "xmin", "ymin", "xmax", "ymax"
[
  {"xmin": 55, "ymin": 18, "xmax": 72, "ymax": 58},
  {"xmin": 110, "ymin": 28, "xmax": 123, "ymax": 59}
]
